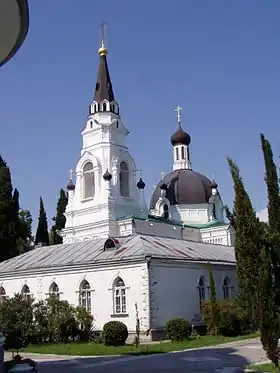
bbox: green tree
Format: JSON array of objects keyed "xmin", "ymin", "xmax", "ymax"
[
  {"xmin": 208, "ymin": 263, "xmax": 219, "ymax": 335},
  {"xmin": 50, "ymin": 189, "xmax": 68, "ymax": 245},
  {"xmin": 17, "ymin": 209, "xmax": 34, "ymax": 254},
  {"xmin": 0, "ymin": 156, "xmax": 17, "ymax": 261},
  {"xmin": 227, "ymin": 157, "xmax": 263, "ymax": 329},
  {"xmin": 259, "ymin": 134, "xmax": 280, "ymax": 368},
  {"xmin": 35, "ymin": 197, "xmax": 49, "ymax": 246}
]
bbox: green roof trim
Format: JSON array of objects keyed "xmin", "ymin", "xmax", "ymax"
[{"xmin": 116, "ymin": 215, "xmax": 227, "ymax": 230}]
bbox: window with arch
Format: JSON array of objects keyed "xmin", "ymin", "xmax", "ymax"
[
  {"xmin": 103, "ymin": 102, "xmax": 107, "ymax": 111},
  {"xmin": 111, "ymin": 104, "xmax": 115, "ymax": 113},
  {"xmin": 21, "ymin": 284, "xmax": 31, "ymax": 301},
  {"xmin": 175, "ymin": 147, "xmax": 179, "ymax": 160},
  {"xmin": 198, "ymin": 276, "xmax": 206, "ymax": 303},
  {"xmin": 83, "ymin": 162, "xmax": 95, "ymax": 199},
  {"xmin": 113, "ymin": 277, "xmax": 127, "ymax": 314},
  {"xmin": 49, "ymin": 282, "xmax": 60, "ymax": 300},
  {"xmin": 78, "ymin": 280, "xmax": 91, "ymax": 313},
  {"xmin": 181, "ymin": 146, "xmax": 185, "ymax": 159},
  {"xmin": 223, "ymin": 277, "xmax": 230, "ymax": 300},
  {"xmin": 0, "ymin": 286, "xmax": 6, "ymax": 303},
  {"xmin": 163, "ymin": 204, "xmax": 169, "ymax": 219},
  {"xmin": 119, "ymin": 161, "xmax": 129, "ymax": 197}
]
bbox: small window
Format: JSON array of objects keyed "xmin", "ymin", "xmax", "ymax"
[
  {"xmin": 90, "ymin": 121, "xmax": 93, "ymax": 129},
  {"xmin": 113, "ymin": 277, "xmax": 127, "ymax": 314},
  {"xmin": 116, "ymin": 121, "xmax": 119, "ymax": 128},
  {"xmin": 111, "ymin": 104, "xmax": 115, "ymax": 113},
  {"xmin": 97, "ymin": 103, "xmax": 100, "ymax": 112},
  {"xmin": 223, "ymin": 277, "xmax": 230, "ymax": 300},
  {"xmin": 95, "ymin": 82, "xmax": 100, "ymax": 91},
  {"xmin": 21, "ymin": 285, "xmax": 31, "ymax": 301},
  {"xmin": 103, "ymin": 103, "xmax": 107, "ymax": 111},
  {"xmin": 198, "ymin": 277, "xmax": 206, "ymax": 302},
  {"xmin": 181, "ymin": 146, "xmax": 185, "ymax": 159},
  {"xmin": 78, "ymin": 280, "xmax": 91, "ymax": 313},
  {"xmin": 0, "ymin": 287, "xmax": 6, "ymax": 303},
  {"xmin": 163, "ymin": 204, "xmax": 169, "ymax": 219},
  {"xmin": 175, "ymin": 148, "xmax": 179, "ymax": 160},
  {"xmin": 83, "ymin": 162, "xmax": 94, "ymax": 199},
  {"xmin": 49, "ymin": 282, "xmax": 60, "ymax": 300},
  {"xmin": 120, "ymin": 161, "xmax": 129, "ymax": 197},
  {"xmin": 104, "ymin": 238, "xmax": 116, "ymax": 250}
]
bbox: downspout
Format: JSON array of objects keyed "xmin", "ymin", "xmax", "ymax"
[{"xmin": 145, "ymin": 255, "xmax": 152, "ymax": 339}]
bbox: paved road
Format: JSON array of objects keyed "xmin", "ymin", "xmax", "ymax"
[{"xmin": 5, "ymin": 338, "xmax": 267, "ymax": 373}]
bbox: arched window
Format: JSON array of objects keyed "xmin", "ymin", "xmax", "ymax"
[
  {"xmin": 21, "ymin": 285, "xmax": 31, "ymax": 301},
  {"xmin": 79, "ymin": 280, "xmax": 91, "ymax": 313},
  {"xmin": 103, "ymin": 102, "xmax": 107, "ymax": 111},
  {"xmin": 111, "ymin": 104, "xmax": 115, "ymax": 113},
  {"xmin": 223, "ymin": 277, "xmax": 230, "ymax": 300},
  {"xmin": 198, "ymin": 276, "xmax": 206, "ymax": 302},
  {"xmin": 0, "ymin": 287, "xmax": 6, "ymax": 303},
  {"xmin": 113, "ymin": 277, "xmax": 126, "ymax": 314},
  {"xmin": 119, "ymin": 161, "xmax": 129, "ymax": 197},
  {"xmin": 175, "ymin": 147, "xmax": 179, "ymax": 160},
  {"xmin": 163, "ymin": 204, "xmax": 169, "ymax": 219},
  {"xmin": 49, "ymin": 282, "xmax": 60, "ymax": 300},
  {"xmin": 83, "ymin": 162, "xmax": 94, "ymax": 199},
  {"xmin": 181, "ymin": 146, "xmax": 185, "ymax": 159}
]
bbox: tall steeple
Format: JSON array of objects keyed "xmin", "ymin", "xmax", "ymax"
[{"xmin": 94, "ymin": 40, "xmax": 115, "ymax": 103}]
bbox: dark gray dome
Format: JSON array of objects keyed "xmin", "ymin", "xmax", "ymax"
[{"xmin": 150, "ymin": 169, "xmax": 212, "ymax": 209}]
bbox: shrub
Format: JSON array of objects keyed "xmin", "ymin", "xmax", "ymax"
[
  {"xmin": 218, "ymin": 308, "xmax": 241, "ymax": 336},
  {"xmin": 102, "ymin": 321, "xmax": 128, "ymax": 346},
  {"xmin": 165, "ymin": 318, "xmax": 191, "ymax": 342}
]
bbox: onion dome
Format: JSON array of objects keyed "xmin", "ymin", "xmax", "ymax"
[
  {"xmin": 103, "ymin": 169, "xmax": 112, "ymax": 181},
  {"xmin": 211, "ymin": 179, "xmax": 218, "ymax": 189},
  {"xmin": 170, "ymin": 124, "xmax": 191, "ymax": 146},
  {"xmin": 67, "ymin": 180, "xmax": 75, "ymax": 191},
  {"xmin": 150, "ymin": 169, "xmax": 213, "ymax": 208},
  {"xmin": 160, "ymin": 182, "xmax": 168, "ymax": 191},
  {"xmin": 137, "ymin": 177, "xmax": 146, "ymax": 190}
]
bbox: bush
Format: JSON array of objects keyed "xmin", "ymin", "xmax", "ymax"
[
  {"xmin": 218, "ymin": 308, "xmax": 241, "ymax": 336},
  {"xmin": 201, "ymin": 300, "xmax": 253, "ymax": 337},
  {"xmin": 102, "ymin": 321, "xmax": 128, "ymax": 346},
  {"xmin": 165, "ymin": 318, "xmax": 191, "ymax": 342}
]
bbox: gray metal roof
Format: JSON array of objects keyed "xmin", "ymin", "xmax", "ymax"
[{"xmin": 0, "ymin": 234, "xmax": 236, "ymax": 276}]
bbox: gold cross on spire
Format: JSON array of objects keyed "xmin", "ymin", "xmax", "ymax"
[{"xmin": 174, "ymin": 106, "xmax": 183, "ymax": 124}]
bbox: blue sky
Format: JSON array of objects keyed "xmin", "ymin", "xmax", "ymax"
[{"xmin": 1, "ymin": 0, "xmax": 280, "ymax": 230}]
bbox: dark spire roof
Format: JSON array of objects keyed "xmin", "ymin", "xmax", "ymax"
[
  {"xmin": 170, "ymin": 123, "xmax": 191, "ymax": 146},
  {"xmin": 94, "ymin": 41, "xmax": 115, "ymax": 103}
]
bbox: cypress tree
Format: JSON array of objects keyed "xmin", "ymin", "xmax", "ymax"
[
  {"xmin": 50, "ymin": 189, "xmax": 68, "ymax": 245},
  {"xmin": 259, "ymin": 134, "xmax": 280, "ymax": 367},
  {"xmin": 0, "ymin": 156, "xmax": 17, "ymax": 261},
  {"xmin": 208, "ymin": 263, "xmax": 219, "ymax": 335},
  {"xmin": 227, "ymin": 158, "xmax": 263, "ymax": 328},
  {"xmin": 35, "ymin": 197, "xmax": 49, "ymax": 246}
]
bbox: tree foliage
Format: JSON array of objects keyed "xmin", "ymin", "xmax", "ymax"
[
  {"xmin": 50, "ymin": 189, "xmax": 68, "ymax": 245},
  {"xmin": 227, "ymin": 157, "xmax": 263, "ymax": 329},
  {"xmin": 208, "ymin": 263, "xmax": 219, "ymax": 335},
  {"xmin": 35, "ymin": 197, "xmax": 49, "ymax": 246}
]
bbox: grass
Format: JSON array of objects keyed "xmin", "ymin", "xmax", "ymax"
[
  {"xmin": 22, "ymin": 332, "xmax": 259, "ymax": 356},
  {"xmin": 248, "ymin": 363, "xmax": 279, "ymax": 372}
]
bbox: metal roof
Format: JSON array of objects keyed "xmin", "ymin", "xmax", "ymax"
[{"xmin": 0, "ymin": 234, "xmax": 236, "ymax": 276}]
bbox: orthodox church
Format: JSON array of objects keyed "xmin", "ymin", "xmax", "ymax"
[{"xmin": 0, "ymin": 39, "xmax": 236, "ymax": 340}]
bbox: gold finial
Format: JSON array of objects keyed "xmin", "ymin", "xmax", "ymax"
[
  {"xmin": 174, "ymin": 106, "xmax": 183, "ymax": 127},
  {"xmin": 98, "ymin": 40, "xmax": 107, "ymax": 56}
]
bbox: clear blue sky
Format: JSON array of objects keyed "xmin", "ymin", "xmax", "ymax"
[{"xmin": 1, "ymin": 0, "xmax": 280, "ymax": 230}]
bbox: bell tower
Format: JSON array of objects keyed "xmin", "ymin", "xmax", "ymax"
[{"xmin": 62, "ymin": 29, "xmax": 147, "ymax": 244}]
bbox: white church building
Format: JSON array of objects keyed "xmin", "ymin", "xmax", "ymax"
[{"xmin": 0, "ymin": 39, "xmax": 237, "ymax": 340}]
